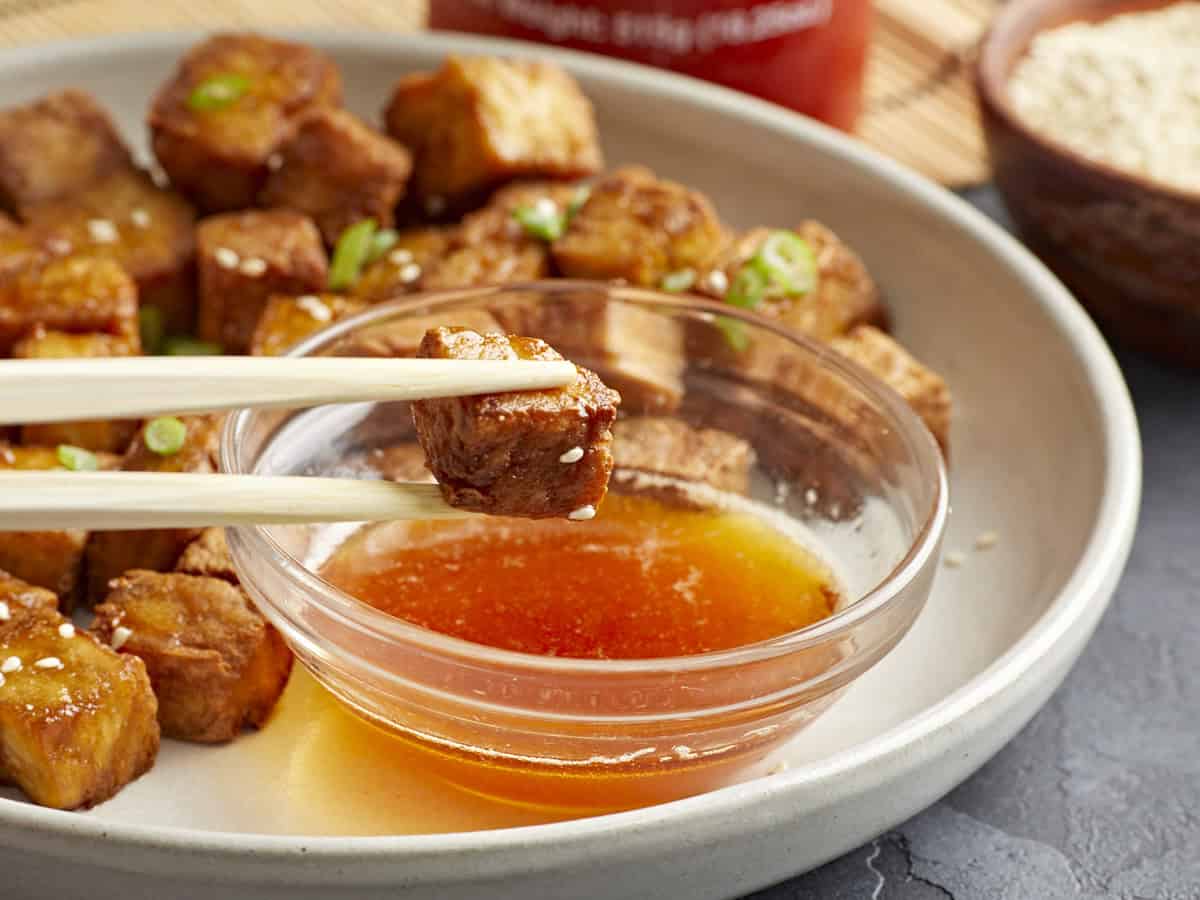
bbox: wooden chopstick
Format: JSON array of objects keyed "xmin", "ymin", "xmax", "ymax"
[
  {"xmin": 0, "ymin": 357, "xmax": 578, "ymax": 424},
  {"xmin": 0, "ymin": 472, "xmax": 471, "ymax": 530}
]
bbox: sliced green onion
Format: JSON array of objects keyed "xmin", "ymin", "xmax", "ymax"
[
  {"xmin": 714, "ymin": 316, "xmax": 750, "ymax": 353},
  {"xmin": 162, "ymin": 336, "xmax": 223, "ymax": 356},
  {"xmin": 57, "ymin": 444, "xmax": 99, "ymax": 472},
  {"xmin": 187, "ymin": 73, "xmax": 251, "ymax": 111},
  {"xmin": 566, "ymin": 185, "xmax": 591, "ymax": 219},
  {"xmin": 749, "ymin": 230, "xmax": 817, "ymax": 296},
  {"xmin": 512, "ymin": 199, "xmax": 566, "ymax": 242},
  {"xmin": 144, "ymin": 416, "xmax": 187, "ymax": 456},
  {"xmin": 725, "ymin": 264, "xmax": 768, "ymax": 309},
  {"xmin": 365, "ymin": 228, "xmax": 399, "ymax": 265},
  {"xmin": 329, "ymin": 219, "xmax": 378, "ymax": 291},
  {"xmin": 660, "ymin": 269, "xmax": 696, "ymax": 293},
  {"xmin": 138, "ymin": 306, "xmax": 164, "ymax": 355}
]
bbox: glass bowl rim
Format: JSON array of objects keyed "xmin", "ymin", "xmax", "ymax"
[{"xmin": 221, "ymin": 280, "xmax": 948, "ymax": 675}]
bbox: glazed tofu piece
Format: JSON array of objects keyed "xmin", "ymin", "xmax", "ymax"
[
  {"xmin": 0, "ymin": 90, "xmax": 134, "ymax": 217},
  {"xmin": 831, "ymin": 325, "xmax": 951, "ymax": 452},
  {"xmin": 384, "ymin": 56, "xmax": 603, "ymax": 211},
  {"xmin": 13, "ymin": 328, "xmax": 141, "ymax": 453},
  {"xmin": 85, "ymin": 416, "xmax": 221, "ymax": 605},
  {"xmin": 412, "ymin": 327, "xmax": 619, "ymax": 519},
  {"xmin": 0, "ymin": 603, "xmax": 158, "ymax": 809},
  {"xmin": 93, "ymin": 571, "xmax": 292, "ymax": 743},
  {"xmin": 0, "ymin": 256, "xmax": 137, "ymax": 355},
  {"xmin": 24, "ymin": 169, "xmax": 198, "ymax": 333},
  {"xmin": 552, "ymin": 166, "xmax": 726, "ymax": 287},
  {"xmin": 149, "ymin": 32, "xmax": 342, "ymax": 212},
  {"xmin": 175, "ymin": 528, "xmax": 238, "ymax": 584},
  {"xmin": 611, "ymin": 417, "xmax": 755, "ymax": 507},
  {"xmin": 196, "ymin": 210, "xmax": 328, "ymax": 352},
  {"xmin": 0, "ymin": 569, "xmax": 59, "ymax": 615},
  {"xmin": 249, "ymin": 293, "xmax": 366, "ymax": 357},
  {"xmin": 696, "ymin": 222, "xmax": 885, "ymax": 341},
  {"xmin": 260, "ymin": 108, "xmax": 412, "ymax": 247},
  {"xmin": 352, "ymin": 226, "xmax": 453, "ymax": 301},
  {"xmin": 0, "ymin": 446, "xmax": 119, "ymax": 610}
]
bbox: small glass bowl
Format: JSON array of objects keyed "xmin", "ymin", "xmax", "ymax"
[{"xmin": 222, "ymin": 282, "xmax": 947, "ymax": 812}]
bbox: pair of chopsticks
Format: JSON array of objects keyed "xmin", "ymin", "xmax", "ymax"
[{"xmin": 0, "ymin": 357, "xmax": 578, "ymax": 531}]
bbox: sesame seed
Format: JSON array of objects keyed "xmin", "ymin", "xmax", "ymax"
[
  {"xmin": 1, "ymin": 657, "xmax": 20, "ymax": 673},
  {"xmin": 559, "ymin": 446, "xmax": 584, "ymax": 464},
  {"xmin": 266, "ymin": 152, "xmax": 284, "ymax": 171},
  {"xmin": 296, "ymin": 295, "xmax": 331, "ymax": 322},
  {"xmin": 974, "ymin": 531, "xmax": 999, "ymax": 551},
  {"xmin": 704, "ymin": 270, "xmax": 729, "ymax": 295},
  {"xmin": 388, "ymin": 248, "xmax": 413, "ymax": 266},
  {"xmin": 944, "ymin": 551, "xmax": 966, "ymax": 568},
  {"xmin": 399, "ymin": 263, "xmax": 421, "ymax": 284},
  {"xmin": 58, "ymin": 622, "xmax": 75, "ymax": 639},
  {"xmin": 130, "ymin": 208, "xmax": 152, "ymax": 228},
  {"xmin": 0, "ymin": 601, "xmax": 8, "ymax": 621},
  {"xmin": 87, "ymin": 219, "xmax": 118, "ymax": 244},
  {"xmin": 46, "ymin": 237, "xmax": 73, "ymax": 255},
  {"xmin": 34, "ymin": 657, "xmax": 64, "ymax": 670},
  {"xmin": 214, "ymin": 247, "xmax": 240, "ymax": 269},
  {"xmin": 804, "ymin": 487, "xmax": 819, "ymax": 506},
  {"xmin": 533, "ymin": 196, "xmax": 559, "ymax": 218},
  {"xmin": 110, "ymin": 625, "xmax": 132, "ymax": 651},
  {"xmin": 568, "ymin": 505, "xmax": 596, "ymax": 521},
  {"xmin": 239, "ymin": 257, "xmax": 268, "ymax": 277}
]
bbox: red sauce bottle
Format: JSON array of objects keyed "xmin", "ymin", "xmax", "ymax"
[{"xmin": 429, "ymin": 0, "xmax": 874, "ymax": 131}]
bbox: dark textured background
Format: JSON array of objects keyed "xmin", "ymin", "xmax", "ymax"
[{"xmin": 747, "ymin": 188, "xmax": 1200, "ymax": 900}]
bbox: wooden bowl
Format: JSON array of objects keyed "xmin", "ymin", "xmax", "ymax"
[{"xmin": 976, "ymin": 0, "xmax": 1200, "ymax": 367}]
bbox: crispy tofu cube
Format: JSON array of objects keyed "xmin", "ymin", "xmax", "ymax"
[
  {"xmin": 260, "ymin": 108, "xmax": 412, "ymax": 247},
  {"xmin": 0, "ymin": 445, "xmax": 119, "ymax": 610},
  {"xmin": 696, "ymin": 222, "xmax": 884, "ymax": 341},
  {"xmin": 0, "ymin": 603, "xmax": 158, "ymax": 809},
  {"xmin": 0, "ymin": 90, "xmax": 134, "ymax": 217},
  {"xmin": 149, "ymin": 33, "xmax": 342, "ymax": 212},
  {"xmin": 552, "ymin": 166, "xmax": 726, "ymax": 287},
  {"xmin": 0, "ymin": 569, "xmax": 59, "ymax": 615},
  {"xmin": 352, "ymin": 227, "xmax": 453, "ymax": 302},
  {"xmin": 249, "ymin": 293, "xmax": 366, "ymax": 357},
  {"xmin": 384, "ymin": 56, "xmax": 602, "ymax": 210},
  {"xmin": 85, "ymin": 416, "xmax": 221, "ymax": 605},
  {"xmin": 174, "ymin": 528, "xmax": 238, "ymax": 584},
  {"xmin": 93, "ymin": 571, "xmax": 292, "ymax": 743},
  {"xmin": 412, "ymin": 327, "xmax": 619, "ymax": 518},
  {"xmin": 0, "ymin": 256, "xmax": 137, "ymax": 355},
  {"xmin": 831, "ymin": 325, "xmax": 951, "ymax": 452},
  {"xmin": 611, "ymin": 417, "xmax": 755, "ymax": 507},
  {"xmin": 196, "ymin": 210, "xmax": 328, "ymax": 352},
  {"xmin": 24, "ymin": 169, "xmax": 198, "ymax": 334},
  {"xmin": 14, "ymin": 328, "xmax": 141, "ymax": 453}
]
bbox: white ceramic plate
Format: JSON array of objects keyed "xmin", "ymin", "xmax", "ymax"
[{"xmin": 0, "ymin": 32, "xmax": 1140, "ymax": 900}]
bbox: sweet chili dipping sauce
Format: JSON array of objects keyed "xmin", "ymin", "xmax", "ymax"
[
  {"xmin": 429, "ymin": 0, "xmax": 874, "ymax": 130},
  {"xmin": 321, "ymin": 493, "xmax": 839, "ymax": 660}
]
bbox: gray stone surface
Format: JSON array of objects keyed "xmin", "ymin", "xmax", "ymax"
[{"xmin": 749, "ymin": 187, "xmax": 1200, "ymax": 900}]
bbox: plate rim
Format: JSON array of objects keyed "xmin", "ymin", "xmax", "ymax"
[{"xmin": 0, "ymin": 27, "xmax": 1142, "ymax": 874}]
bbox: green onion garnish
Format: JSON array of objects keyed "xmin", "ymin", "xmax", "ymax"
[
  {"xmin": 187, "ymin": 73, "xmax": 251, "ymax": 111},
  {"xmin": 366, "ymin": 228, "xmax": 399, "ymax": 265},
  {"xmin": 725, "ymin": 265, "xmax": 767, "ymax": 309},
  {"xmin": 750, "ymin": 230, "xmax": 817, "ymax": 296},
  {"xmin": 512, "ymin": 199, "xmax": 567, "ymax": 242},
  {"xmin": 714, "ymin": 316, "xmax": 750, "ymax": 353},
  {"xmin": 144, "ymin": 417, "xmax": 187, "ymax": 456},
  {"xmin": 660, "ymin": 269, "xmax": 696, "ymax": 293},
  {"xmin": 329, "ymin": 219, "xmax": 378, "ymax": 291},
  {"xmin": 57, "ymin": 444, "xmax": 99, "ymax": 472},
  {"xmin": 138, "ymin": 306, "xmax": 164, "ymax": 355},
  {"xmin": 162, "ymin": 336, "xmax": 223, "ymax": 356}
]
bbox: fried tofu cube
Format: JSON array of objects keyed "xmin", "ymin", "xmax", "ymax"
[
  {"xmin": 0, "ymin": 256, "xmax": 137, "ymax": 355},
  {"xmin": 0, "ymin": 90, "xmax": 134, "ymax": 217},
  {"xmin": 0, "ymin": 569, "xmax": 59, "ymax": 615},
  {"xmin": 0, "ymin": 603, "xmax": 158, "ymax": 809},
  {"xmin": 422, "ymin": 241, "xmax": 549, "ymax": 291},
  {"xmin": 412, "ymin": 327, "xmax": 619, "ymax": 518},
  {"xmin": 552, "ymin": 166, "xmax": 726, "ymax": 287},
  {"xmin": 0, "ymin": 445, "xmax": 119, "ymax": 610},
  {"xmin": 85, "ymin": 416, "xmax": 221, "ymax": 605},
  {"xmin": 260, "ymin": 108, "xmax": 412, "ymax": 247},
  {"xmin": 352, "ymin": 227, "xmax": 453, "ymax": 302},
  {"xmin": 384, "ymin": 56, "xmax": 602, "ymax": 210},
  {"xmin": 249, "ymin": 293, "xmax": 366, "ymax": 357},
  {"xmin": 174, "ymin": 528, "xmax": 238, "ymax": 584},
  {"xmin": 831, "ymin": 325, "xmax": 951, "ymax": 452},
  {"xmin": 24, "ymin": 169, "xmax": 197, "ymax": 334},
  {"xmin": 196, "ymin": 210, "xmax": 328, "ymax": 352},
  {"xmin": 149, "ymin": 33, "xmax": 342, "ymax": 213},
  {"xmin": 611, "ymin": 417, "xmax": 755, "ymax": 507},
  {"xmin": 93, "ymin": 571, "xmax": 292, "ymax": 743},
  {"xmin": 696, "ymin": 222, "xmax": 884, "ymax": 341},
  {"xmin": 13, "ymin": 328, "xmax": 141, "ymax": 453}
]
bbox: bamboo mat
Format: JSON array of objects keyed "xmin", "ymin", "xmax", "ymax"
[{"xmin": 0, "ymin": 0, "xmax": 996, "ymax": 188}]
